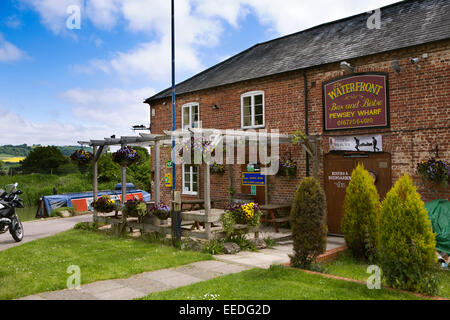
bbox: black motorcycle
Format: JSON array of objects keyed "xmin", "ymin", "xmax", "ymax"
[{"xmin": 0, "ymin": 183, "xmax": 24, "ymax": 242}]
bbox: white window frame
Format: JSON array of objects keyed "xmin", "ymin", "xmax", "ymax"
[
  {"xmin": 241, "ymin": 91, "xmax": 265, "ymax": 129},
  {"xmin": 182, "ymin": 102, "xmax": 200, "ymax": 130},
  {"xmin": 182, "ymin": 164, "xmax": 199, "ymax": 195}
]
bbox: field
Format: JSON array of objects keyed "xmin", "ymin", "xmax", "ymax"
[{"xmin": 0, "ymin": 156, "xmax": 25, "ymax": 163}]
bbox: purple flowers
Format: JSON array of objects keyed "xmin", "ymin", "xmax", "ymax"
[
  {"xmin": 177, "ymin": 137, "xmax": 215, "ymax": 161},
  {"xmin": 277, "ymin": 159, "xmax": 297, "ymax": 177},
  {"xmin": 70, "ymin": 149, "xmax": 93, "ymax": 165},
  {"xmin": 417, "ymin": 158, "xmax": 449, "ymax": 188},
  {"xmin": 149, "ymin": 202, "xmax": 171, "ymax": 220},
  {"xmin": 112, "ymin": 146, "xmax": 140, "ymax": 167}
]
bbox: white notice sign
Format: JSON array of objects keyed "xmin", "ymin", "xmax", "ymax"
[{"xmin": 329, "ymin": 135, "xmax": 382, "ymax": 152}]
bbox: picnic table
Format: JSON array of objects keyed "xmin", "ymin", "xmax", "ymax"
[
  {"xmin": 260, "ymin": 203, "xmax": 292, "ymax": 233},
  {"xmin": 180, "ymin": 199, "xmax": 216, "ymax": 230}
]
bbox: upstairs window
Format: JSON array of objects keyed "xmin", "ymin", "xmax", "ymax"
[
  {"xmin": 182, "ymin": 103, "xmax": 199, "ymax": 130},
  {"xmin": 241, "ymin": 91, "xmax": 265, "ymax": 129}
]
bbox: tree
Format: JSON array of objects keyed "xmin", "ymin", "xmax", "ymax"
[
  {"xmin": 378, "ymin": 174, "xmax": 439, "ymax": 295},
  {"xmin": 341, "ymin": 163, "xmax": 380, "ymax": 261},
  {"xmin": 289, "ymin": 177, "xmax": 328, "ymax": 268},
  {"xmin": 20, "ymin": 146, "xmax": 71, "ymax": 174}
]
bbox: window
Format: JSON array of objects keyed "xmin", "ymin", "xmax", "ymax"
[
  {"xmin": 182, "ymin": 164, "xmax": 199, "ymax": 195},
  {"xmin": 241, "ymin": 91, "xmax": 264, "ymax": 129},
  {"xmin": 182, "ymin": 103, "xmax": 199, "ymax": 130}
]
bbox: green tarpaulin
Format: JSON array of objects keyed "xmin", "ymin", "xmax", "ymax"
[{"xmin": 426, "ymin": 199, "xmax": 450, "ymax": 255}]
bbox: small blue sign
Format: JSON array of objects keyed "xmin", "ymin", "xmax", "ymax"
[{"xmin": 242, "ymin": 172, "xmax": 266, "ymax": 186}]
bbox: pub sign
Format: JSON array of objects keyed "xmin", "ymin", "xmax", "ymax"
[{"xmin": 323, "ymin": 73, "xmax": 389, "ymax": 131}]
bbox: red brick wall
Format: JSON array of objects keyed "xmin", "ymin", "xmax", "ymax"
[{"xmin": 149, "ymin": 39, "xmax": 450, "ymax": 206}]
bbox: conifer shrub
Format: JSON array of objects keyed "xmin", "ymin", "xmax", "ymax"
[
  {"xmin": 342, "ymin": 163, "xmax": 380, "ymax": 261},
  {"xmin": 289, "ymin": 177, "xmax": 327, "ymax": 268},
  {"xmin": 378, "ymin": 174, "xmax": 439, "ymax": 295}
]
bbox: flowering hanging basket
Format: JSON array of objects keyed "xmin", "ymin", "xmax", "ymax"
[
  {"xmin": 177, "ymin": 137, "xmax": 215, "ymax": 163},
  {"xmin": 417, "ymin": 158, "xmax": 449, "ymax": 189},
  {"xmin": 210, "ymin": 162, "xmax": 225, "ymax": 174},
  {"xmin": 277, "ymin": 159, "xmax": 297, "ymax": 177},
  {"xmin": 149, "ymin": 203, "xmax": 171, "ymax": 220},
  {"xmin": 122, "ymin": 198, "xmax": 147, "ymax": 218},
  {"xmin": 91, "ymin": 195, "xmax": 117, "ymax": 213},
  {"xmin": 112, "ymin": 146, "xmax": 140, "ymax": 167},
  {"xmin": 70, "ymin": 149, "xmax": 93, "ymax": 165}
]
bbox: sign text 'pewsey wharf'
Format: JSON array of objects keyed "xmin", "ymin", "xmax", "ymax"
[{"xmin": 323, "ymin": 73, "xmax": 389, "ymax": 130}]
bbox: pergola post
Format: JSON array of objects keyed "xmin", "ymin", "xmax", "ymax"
[
  {"xmin": 154, "ymin": 140, "xmax": 161, "ymax": 203},
  {"xmin": 93, "ymin": 145, "xmax": 98, "ymax": 223},
  {"xmin": 204, "ymin": 162, "xmax": 212, "ymax": 239}
]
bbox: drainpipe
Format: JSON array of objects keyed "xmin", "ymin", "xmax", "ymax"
[{"xmin": 303, "ymin": 73, "xmax": 310, "ymax": 177}]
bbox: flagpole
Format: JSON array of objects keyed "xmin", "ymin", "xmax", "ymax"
[{"xmin": 171, "ymin": 0, "xmax": 176, "ymax": 192}]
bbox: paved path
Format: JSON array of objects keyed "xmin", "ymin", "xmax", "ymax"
[
  {"xmin": 18, "ymin": 236, "xmax": 345, "ymax": 300},
  {"xmin": 0, "ymin": 214, "xmax": 93, "ymax": 251}
]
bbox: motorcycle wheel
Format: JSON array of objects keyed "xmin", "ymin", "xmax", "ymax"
[{"xmin": 10, "ymin": 218, "xmax": 23, "ymax": 242}]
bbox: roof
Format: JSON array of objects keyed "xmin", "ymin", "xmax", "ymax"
[{"xmin": 145, "ymin": 0, "xmax": 450, "ymax": 103}]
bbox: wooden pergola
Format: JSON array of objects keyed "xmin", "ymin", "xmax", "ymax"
[{"xmin": 79, "ymin": 129, "xmax": 321, "ymax": 240}]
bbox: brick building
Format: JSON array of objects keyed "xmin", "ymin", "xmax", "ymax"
[{"xmin": 145, "ymin": 0, "xmax": 450, "ymax": 235}]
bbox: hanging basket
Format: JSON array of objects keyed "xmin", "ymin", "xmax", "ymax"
[
  {"xmin": 70, "ymin": 149, "xmax": 93, "ymax": 165},
  {"xmin": 417, "ymin": 158, "xmax": 449, "ymax": 190},
  {"xmin": 277, "ymin": 159, "xmax": 297, "ymax": 177},
  {"xmin": 210, "ymin": 163, "xmax": 225, "ymax": 174},
  {"xmin": 112, "ymin": 146, "xmax": 140, "ymax": 167}
]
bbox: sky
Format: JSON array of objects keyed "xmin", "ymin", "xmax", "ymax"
[{"xmin": 0, "ymin": 0, "xmax": 401, "ymax": 146}]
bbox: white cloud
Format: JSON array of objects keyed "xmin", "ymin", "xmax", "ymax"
[
  {"xmin": 60, "ymin": 87, "xmax": 155, "ymax": 140},
  {"xmin": 3, "ymin": 15, "xmax": 23, "ymax": 29},
  {"xmin": 75, "ymin": 0, "xmax": 223, "ymax": 82},
  {"xmin": 0, "ymin": 86, "xmax": 155, "ymax": 145},
  {"xmin": 20, "ymin": 0, "xmax": 84, "ymax": 35},
  {"xmin": 240, "ymin": 0, "xmax": 402, "ymax": 36},
  {"xmin": 0, "ymin": 107, "xmax": 107, "ymax": 145},
  {"xmin": 0, "ymin": 34, "xmax": 26, "ymax": 62}
]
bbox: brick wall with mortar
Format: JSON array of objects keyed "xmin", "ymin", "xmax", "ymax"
[{"xmin": 149, "ymin": 39, "xmax": 450, "ymax": 207}]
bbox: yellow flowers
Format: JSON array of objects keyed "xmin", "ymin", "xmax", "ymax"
[{"xmin": 242, "ymin": 202, "xmax": 256, "ymax": 219}]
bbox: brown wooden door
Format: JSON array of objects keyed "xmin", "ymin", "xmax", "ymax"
[{"xmin": 324, "ymin": 152, "xmax": 391, "ymax": 235}]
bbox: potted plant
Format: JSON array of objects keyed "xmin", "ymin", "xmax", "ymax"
[
  {"xmin": 220, "ymin": 202, "xmax": 262, "ymax": 237},
  {"xmin": 210, "ymin": 162, "xmax": 225, "ymax": 174},
  {"xmin": 122, "ymin": 198, "xmax": 147, "ymax": 220},
  {"xmin": 149, "ymin": 203, "xmax": 171, "ymax": 220},
  {"xmin": 277, "ymin": 159, "xmax": 297, "ymax": 177},
  {"xmin": 112, "ymin": 146, "xmax": 140, "ymax": 167},
  {"xmin": 417, "ymin": 158, "xmax": 449, "ymax": 189},
  {"xmin": 91, "ymin": 195, "xmax": 117, "ymax": 213},
  {"xmin": 70, "ymin": 149, "xmax": 93, "ymax": 165}
]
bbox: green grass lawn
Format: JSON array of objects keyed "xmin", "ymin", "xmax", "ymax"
[
  {"xmin": 324, "ymin": 251, "xmax": 450, "ymax": 298},
  {"xmin": 0, "ymin": 229, "xmax": 211, "ymax": 300},
  {"xmin": 141, "ymin": 265, "xmax": 423, "ymax": 300}
]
